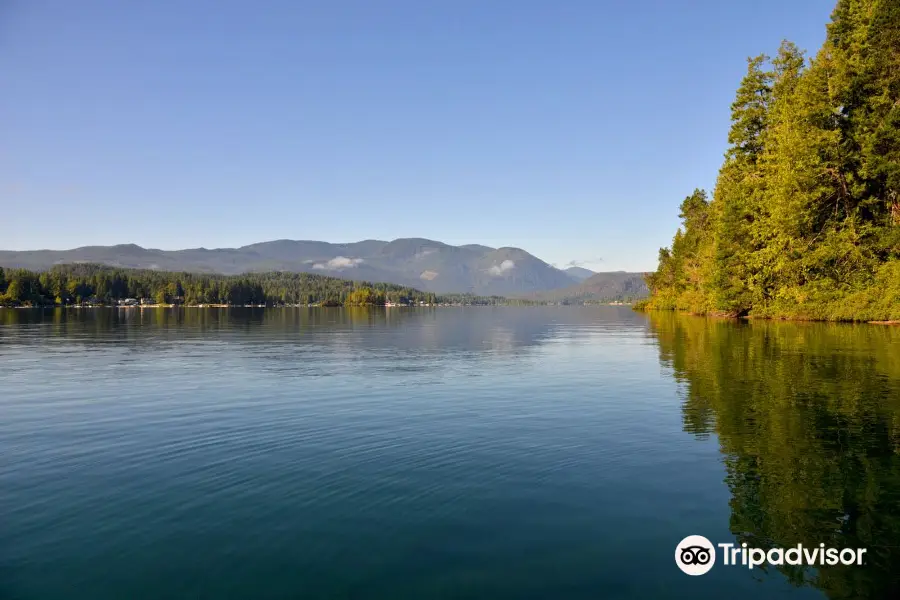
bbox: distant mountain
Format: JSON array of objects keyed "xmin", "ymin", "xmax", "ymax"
[
  {"xmin": 522, "ymin": 271, "xmax": 649, "ymax": 303},
  {"xmin": 563, "ymin": 266, "xmax": 595, "ymax": 281},
  {"xmin": 0, "ymin": 238, "xmax": 583, "ymax": 296}
]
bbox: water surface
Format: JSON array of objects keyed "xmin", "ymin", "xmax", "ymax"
[{"xmin": 2, "ymin": 307, "xmax": 898, "ymax": 599}]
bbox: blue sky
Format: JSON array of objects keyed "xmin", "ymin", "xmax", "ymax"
[{"xmin": 2, "ymin": 0, "xmax": 833, "ymax": 271}]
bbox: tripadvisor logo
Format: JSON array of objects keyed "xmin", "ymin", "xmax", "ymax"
[
  {"xmin": 675, "ymin": 535, "xmax": 867, "ymax": 576},
  {"xmin": 675, "ymin": 535, "xmax": 716, "ymax": 576}
]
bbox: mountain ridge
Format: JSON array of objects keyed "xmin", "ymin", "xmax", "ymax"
[
  {"xmin": 562, "ymin": 266, "xmax": 595, "ymax": 281},
  {"xmin": 520, "ymin": 271, "xmax": 650, "ymax": 303},
  {"xmin": 0, "ymin": 238, "xmax": 638, "ymax": 296}
]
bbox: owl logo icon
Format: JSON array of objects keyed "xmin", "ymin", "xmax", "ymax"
[{"xmin": 675, "ymin": 535, "xmax": 716, "ymax": 575}]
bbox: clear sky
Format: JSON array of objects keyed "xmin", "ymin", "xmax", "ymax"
[{"xmin": 2, "ymin": 0, "xmax": 834, "ymax": 271}]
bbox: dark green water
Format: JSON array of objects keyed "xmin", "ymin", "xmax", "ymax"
[{"xmin": 1, "ymin": 307, "xmax": 898, "ymax": 600}]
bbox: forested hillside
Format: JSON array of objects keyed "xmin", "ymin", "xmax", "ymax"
[
  {"xmin": 0, "ymin": 264, "xmax": 524, "ymax": 307},
  {"xmin": 641, "ymin": 0, "xmax": 900, "ymax": 321},
  {"xmin": 0, "ymin": 237, "xmax": 579, "ymax": 296},
  {"xmin": 522, "ymin": 272, "xmax": 649, "ymax": 304}
]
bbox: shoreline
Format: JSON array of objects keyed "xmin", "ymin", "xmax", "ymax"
[
  {"xmin": 633, "ymin": 307, "xmax": 900, "ymax": 326},
  {"xmin": 1, "ymin": 304, "xmax": 488, "ymax": 309},
  {"xmin": 2, "ymin": 302, "xmax": 630, "ymax": 310}
]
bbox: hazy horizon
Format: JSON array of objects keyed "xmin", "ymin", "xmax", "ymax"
[{"xmin": 0, "ymin": 236, "xmax": 630, "ymax": 274}]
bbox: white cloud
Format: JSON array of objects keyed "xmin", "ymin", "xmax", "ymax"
[
  {"xmin": 565, "ymin": 258, "xmax": 603, "ymax": 268},
  {"xmin": 312, "ymin": 256, "xmax": 363, "ymax": 270},
  {"xmin": 487, "ymin": 260, "xmax": 515, "ymax": 276},
  {"xmin": 552, "ymin": 258, "xmax": 604, "ymax": 270}
]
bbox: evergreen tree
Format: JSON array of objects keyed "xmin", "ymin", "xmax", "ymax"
[{"xmin": 641, "ymin": 0, "xmax": 900, "ymax": 322}]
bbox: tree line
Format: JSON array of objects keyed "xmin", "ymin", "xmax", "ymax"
[
  {"xmin": 640, "ymin": 0, "xmax": 900, "ymax": 321},
  {"xmin": 0, "ymin": 263, "xmax": 531, "ymax": 307}
]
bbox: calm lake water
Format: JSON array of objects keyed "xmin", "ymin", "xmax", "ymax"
[{"xmin": 2, "ymin": 307, "xmax": 899, "ymax": 599}]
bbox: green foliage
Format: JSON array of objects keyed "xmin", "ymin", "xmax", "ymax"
[
  {"xmin": 643, "ymin": 0, "xmax": 900, "ymax": 321},
  {"xmin": 0, "ymin": 268, "xmax": 46, "ymax": 306},
  {"xmin": 726, "ymin": 54, "xmax": 772, "ymax": 162},
  {"xmin": 345, "ymin": 288, "xmax": 386, "ymax": 306}
]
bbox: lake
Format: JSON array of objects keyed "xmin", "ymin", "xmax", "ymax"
[{"xmin": 1, "ymin": 307, "xmax": 898, "ymax": 599}]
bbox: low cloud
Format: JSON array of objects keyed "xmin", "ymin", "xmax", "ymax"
[
  {"xmin": 312, "ymin": 256, "xmax": 363, "ymax": 270},
  {"xmin": 562, "ymin": 258, "xmax": 603, "ymax": 268},
  {"xmin": 487, "ymin": 260, "xmax": 515, "ymax": 276}
]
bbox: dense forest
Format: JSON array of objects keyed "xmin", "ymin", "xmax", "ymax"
[
  {"xmin": 640, "ymin": 0, "xmax": 900, "ymax": 321},
  {"xmin": 0, "ymin": 264, "xmax": 528, "ymax": 307}
]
